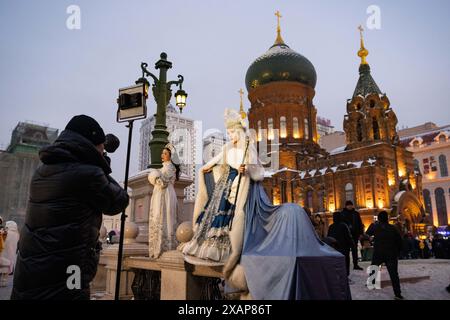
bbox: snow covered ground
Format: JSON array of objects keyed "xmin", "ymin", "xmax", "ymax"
[
  {"xmin": 349, "ymin": 259, "xmax": 450, "ymax": 300},
  {"xmin": 1, "ymin": 259, "xmax": 449, "ymax": 300}
]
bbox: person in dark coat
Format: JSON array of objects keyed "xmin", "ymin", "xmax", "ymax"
[
  {"xmin": 11, "ymin": 115, "xmax": 129, "ymax": 300},
  {"xmin": 367, "ymin": 211, "xmax": 404, "ymax": 300},
  {"xmin": 327, "ymin": 211, "xmax": 354, "ymax": 276},
  {"xmin": 341, "ymin": 200, "xmax": 364, "ymax": 270}
]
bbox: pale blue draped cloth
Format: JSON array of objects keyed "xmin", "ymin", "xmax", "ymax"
[{"xmin": 240, "ymin": 182, "xmax": 352, "ymax": 300}]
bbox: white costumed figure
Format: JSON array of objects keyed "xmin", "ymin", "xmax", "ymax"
[
  {"xmin": 182, "ymin": 109, "xmax": 351, "ymax": 300},
  {"xmin": 183, "ymin": 108, "xmax": 264, "ymax": 293},
  {"xmin": 147, "ymin": 144, "xmax": 180, "ymax": 259}
]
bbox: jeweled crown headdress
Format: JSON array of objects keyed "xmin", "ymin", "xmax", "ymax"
[{"xmin": 224, "ymin": 108, "xmax": 247, "ymax": 130}]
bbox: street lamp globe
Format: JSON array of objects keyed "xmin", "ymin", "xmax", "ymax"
[{"xmin": 175, "ymin": 88, "xmax": 188, "ymax": 113}]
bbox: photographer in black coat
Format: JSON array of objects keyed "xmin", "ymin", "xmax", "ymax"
[
  {"xmin": 367, "ymin": 211, "xmax": 404, "ymax": 300},
  {"xmin": 341, "ymin": 200, "xmax": 364, "ymax": 270},
  {"xmin": 11, "ymin": 115, "xmax": 129, "ymax": 300}
]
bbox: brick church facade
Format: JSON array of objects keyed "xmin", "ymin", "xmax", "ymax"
[{"xmin": 244, "ymin": 18, "xmax": 426, "ymax": 233}]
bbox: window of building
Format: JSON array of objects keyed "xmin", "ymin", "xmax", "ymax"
[
  {"xmin": 430, "ymin": 156, "xmax": 438, "ymax": 172},
  {"xmin": 439, "ymin": 154, "xmax": 448, "ymax": 177},
  {"xmin": 280, "ymin": 116, "xmax": 287, "ymax": 138},
  {"xmin": 439, "ymin": 134, "xmax": 447, "ymax": 143},
  {"xmin": 423, "ymin": 189, "xmax": 432, "ymax": 214},
  {"xmin": 318, "ymin": 189, "xmax": 326, "ymax": 212},
  {"xmin": 293, "ymin": 117, "xmax": 300, "ymax": 138},
  {"xmin": 304, "ymin": 118, "xmax": 309, "ymax": 139},
  {"xmin": 357, "ymin": 119, "xmax": 363, "ymax": 142},
  {"xmin": 281, "ymin": 181, "xmax": 287, "ymax": 203},
  {"xmin": 257, "ymin": 120, "xmax": 262, "ymax": 141},
  {"xmin": 268, "ymin": 118, "xmax": 274, "ymax": 140},
  {"xmin": 435, "ymin": 188, "xmax": 448, "ymax": 226},
  {"xmin": 372, "ymin": 117, "xmax": 380, "ymax": 140},
  {"xmin": 413, "ymin": 159, "xmax": 421, "ymax": 174},
  {"xmin": 423, "ymin": 158, "xmax": 430, "ymax": 174},
  {"xmin": 345, "ymin": 183, "xmax": 354, "ymax": 204},
  {"xmin": 33, "ymin": 132, "xmax": 44, "ymax": 140}
]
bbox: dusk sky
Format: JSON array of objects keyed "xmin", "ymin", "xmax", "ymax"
[{"xmin": 1, "ymin": 0, "xmax": 449, "ymax": 180}]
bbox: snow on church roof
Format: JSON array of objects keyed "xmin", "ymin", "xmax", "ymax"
[
  {"xmin": 263, "ymin": 158, "xmax": 377, "ymax": 179},
  {"xmin": 330, "ymin": 145, "xmax": 346, "ymax": 155}
]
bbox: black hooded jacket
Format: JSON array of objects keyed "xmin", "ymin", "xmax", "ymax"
[
  {"xmin": 11, "ymin": 130, "xmax": 129, "ymax": 300},
  {"xmin": 341, "ymin": 208, "xmax": 364, "ymax": 239},
  {"xmin": 367, "ymin": 221, "xmax": 402, "ymax": 260},
  {"xmin": 327, "ymin": 213, "xmax": 355, "ymax": 254}
]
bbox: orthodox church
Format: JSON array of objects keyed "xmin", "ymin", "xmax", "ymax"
[{"xmin": 244, "ymin": 12, "xmax": 426, "ymax": 233}]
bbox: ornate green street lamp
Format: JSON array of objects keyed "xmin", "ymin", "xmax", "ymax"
[{"xmin": 137, "ymin": 52, "xmax": 187, "ymax": 168}]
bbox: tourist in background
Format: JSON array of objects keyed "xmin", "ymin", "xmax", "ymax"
[
  {"xmin": 327, "ymin": 211, "xmax": 354, "ymax": 277},
  {"xmin": 360, "ymin": 234, "xmax": 373, "ymax": 262},
  {"xmin": 341, "ymin": 200, "xmax": 364, "ymax": 270},
  {"xmin": 2, "ymin": 221, "xmax": 19, "ymax": 274},
  {"xmin": 313, "ymin": 214, "xmax": 326, "ymax": 239},
  {"xmin": 367, "ymin": 211, "xmax": 404, "ymax": 300}
]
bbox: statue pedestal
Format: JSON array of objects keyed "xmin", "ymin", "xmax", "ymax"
[
  {"xmin": 92, "ymin": 169, "xmax": 194, "ymax": 299},
  {"xmin": 101, "ymin": 242, "xmax": 148, "ymax": 300},
  {"xmin": 124, "ymin": 250, "xmax": 224, "ymax": 300},
  {"xmin": 158, "ymin": 250, "xmax": 202, "ymax": 300}
]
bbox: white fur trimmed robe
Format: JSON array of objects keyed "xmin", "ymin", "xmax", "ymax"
[{"xmin": 183, "ymin": 139, "xmax": 264, "ymax": 292}]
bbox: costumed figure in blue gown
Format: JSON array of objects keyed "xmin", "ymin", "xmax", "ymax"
[{"xmin": 182, "ymin": 108, "xmax": 351, "ymax": 300}]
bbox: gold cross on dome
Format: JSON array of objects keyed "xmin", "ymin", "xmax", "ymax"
[
  {"xmin": 357, "ymin": 24, "xmax": 368, "ymax": 65},
  {"xmin": 238, "ymin": 88, "xmax": 246, "ymax": 119},
  {"xmin": 358, "ymin": 25, "xmax": 364, "ymax": 40},
  {"xmin": 275, "ymin": 10, "xmax": 282, "ymax": 30}
]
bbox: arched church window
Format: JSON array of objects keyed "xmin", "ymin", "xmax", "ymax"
[
  {"xmin": 413, "ymin": 159, "xmax": 421, "ymax": 174},
  {"xmin": 304, "ymin": 118, "xmax": 309, "ymax": 140},
  {"xmin": 257, "ymin": 120, "xmax": 262, "ymax": 141},
  {"xmin": 370, "ymin": 100, "xmax": 375, "ymax": 108},
  {"xmin": 318, "ymin": 188, "xmax": 326, "ymax": 212},
  {"xmin": 356, "ymin": 103, "xmax": 362, "ymax": 110},
  {"xmin": 268, "ymin": 118, "xmax": 274, "ymax": 140},
  {"xmin": 345, "ymin": 183, "xmax": 354, "ymax": 204},
  {"xmin": 357, "ymin": 119, "xmax": 363, "ymax": 142},
  {"xmin": 281, "ymin": 181, "xmax": 287, "ymax": 203},
  {"xmin": 423, "ymin": 189, "xmax": 432, "ymax": 215},
  {"xmin": 413, "ymin": 140, "xmax": 420, "ymax": 148},
  {"xmin": 439, "ymin": 154, "xmax": 448, "ymax": 177},
  {"xmin": 373, "ymin": 117, "xmax": 380, "ymax": 140},
  {"xmin": 280, "ymin": 116, "xmax": 287, "ymax": 138},
  {"xmin": 439, "ymin": 134, "xmax": 447, "ymax": 143},
  {"xmin": 435, "ymin": 188, "xmax": 448, "ymax": 226},
  {"xmin": 293, "ymin": 117, "xmax": 300, "ymax": 138}
]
